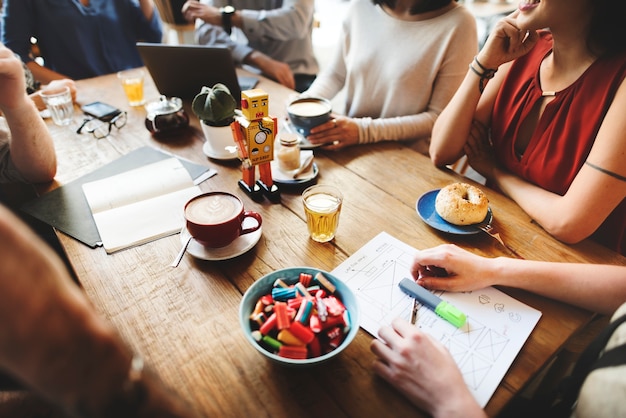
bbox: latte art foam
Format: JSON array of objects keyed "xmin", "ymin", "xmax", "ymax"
[{"xmin": 185, "ymin": 194, "xmax": 242, "ymax": 225}]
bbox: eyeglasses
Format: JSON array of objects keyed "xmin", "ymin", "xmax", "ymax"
[{"xmin": 76, "ymin": 111, "xmax": 127, "ymax": 139}]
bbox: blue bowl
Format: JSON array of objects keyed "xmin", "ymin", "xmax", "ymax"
[
  {"xmin": 239, "ymin": 267, "xmax": 360, "ymax": 366},
  {"xmin": 286, "ymin": 97, "xmax": 332, "ymax": 136}
]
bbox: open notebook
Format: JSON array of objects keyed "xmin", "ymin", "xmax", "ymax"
[
  {"xmin": 82, "ymin": 158, "xmax": 202, "ymax": 253},
  {"xmin": 21, "ymin": 146, "xmax": 213, "ymax": 249}
]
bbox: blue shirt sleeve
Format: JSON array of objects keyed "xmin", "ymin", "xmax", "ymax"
[{"xmin": 1, "ymin": 0, "xmax": 163, "ymax": 80}]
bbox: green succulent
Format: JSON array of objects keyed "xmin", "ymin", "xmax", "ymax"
[{"xmin": 191, "ymin": 83, "xmax": 237, "ymax": 127}]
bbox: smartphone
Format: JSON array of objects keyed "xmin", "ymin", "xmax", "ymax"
[{"xmin": 81, "ymin": 101, "xmax": 122, "ymax": 122}]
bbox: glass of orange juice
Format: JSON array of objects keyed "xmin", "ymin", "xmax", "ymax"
[{"xmin": 117, "ymin": 69, "xmax": 145, "ymax": 106}]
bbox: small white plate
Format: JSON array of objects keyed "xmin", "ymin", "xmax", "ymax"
[
  {"xmin": 202, "ymin": 142, "xmax": 239, "ymax": 160},
  {"xmin": 270, "ymin": 151, "xmax": 318, "ymax": 184},
  {"xmin": 180, "ymin": 225, "xmax": 262, "ymax": 261}
]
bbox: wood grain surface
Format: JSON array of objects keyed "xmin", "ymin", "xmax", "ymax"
[{"xmin": 2, "ymin": 68, "xmax": 624, "ymax": 418}]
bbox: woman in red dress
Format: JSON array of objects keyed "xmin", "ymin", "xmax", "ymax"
[{"xmin": 430, "ymin": 0, "xmax": 626, "ymax": 255}]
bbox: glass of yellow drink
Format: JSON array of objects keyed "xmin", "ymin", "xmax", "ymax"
[
  {"xmin": 302, "ymin": 184, "xmax": 343, "ymax": 243},
  {"xmin": 117, "ymin": 69, "xmax": 145, "ymax": 106}
]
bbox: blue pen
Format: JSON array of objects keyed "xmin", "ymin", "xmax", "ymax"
[{"xmin": 398, "ymin": 278, "xmax": 467, "ymax": 328}]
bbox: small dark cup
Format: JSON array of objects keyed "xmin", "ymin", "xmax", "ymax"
[
  {"xmin": 287, "ymin": 97, "xmax": 332, "ymax": 136},
  {"xmin": 184, "ymin": 192, "xmax": 262, "ymax": 248}
]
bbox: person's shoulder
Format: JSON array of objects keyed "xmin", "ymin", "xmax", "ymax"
[
  {"xmin": 439, "ymin": 4, "xmax": 477, "ymax": 36},
  {"xmin": 443, "ymin": 3, "xmax": 478, "ymax": 27},
  {"xmin": 452, "ymin": 2, "xmax": 475, "ymax": 18}
]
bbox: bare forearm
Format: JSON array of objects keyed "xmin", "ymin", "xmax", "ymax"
[
  {"xmin": 430, "ymin": 69, "xmax": 482, "ymax": 166},
  {"xmin": 490, "ymin": 167, "xmax": 606, "ymax": 243},
  {"xmin": 2, "ymin": 95, "xmax": 56, "ymax": 182},
  {"xmin": 414, "ymin": 245, "xmax": 625, "ymax": 315},
  {"xmin": 26, "ymin": 61, "xmax": 69, "ymax": 84},
  {"xmin": 431, "ymin": 57, "xmax": 511, "ymax": 167},
  {"xmin": 490, "ymin": 167, "xmax": 563, "ymax": 225},
  {"xmin": 490, "ymin": 257, "xmax": 626, "ymax": 315}
]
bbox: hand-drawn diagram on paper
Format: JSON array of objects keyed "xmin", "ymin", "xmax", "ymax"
[{"xmin": 331, "ymin": 232, "xmax": 542, "ymax": 407}]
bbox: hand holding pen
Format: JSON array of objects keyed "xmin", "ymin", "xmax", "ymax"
[
  {"xmin": 410, "ymin": 244, "xmax": 497, "ymax": 293},
  {"xmin": 399, "ymin": 278, "xmax": 467, "ymax": 328}
]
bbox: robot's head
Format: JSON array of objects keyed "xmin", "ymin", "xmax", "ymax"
[{"xmin": 240, "ymin": 89, "xmax": 269, "ymax": 121}]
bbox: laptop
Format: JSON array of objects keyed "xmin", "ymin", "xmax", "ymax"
[{"xmin": 136, "ymin": 43, "xmax": 258, "ymax": 101}]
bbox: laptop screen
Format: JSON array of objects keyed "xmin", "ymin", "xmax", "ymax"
[{"xmin": 137, "ymin": 43, "xmax": 244, "ymax": 101}]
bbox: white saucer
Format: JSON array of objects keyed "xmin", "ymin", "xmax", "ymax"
[
  {"xmin": 180, "ymin": 225, "xmax": 262, "ymax": 261},
  {"xmin": 270, "ymin": 151, "xmax": 318, "ymax": 184},
  {"xmin": 202, "ymin": 141, "xmax": 239, "ymax": 160}
]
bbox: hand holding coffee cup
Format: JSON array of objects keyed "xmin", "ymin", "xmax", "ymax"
[
  {"xmin": 184, "ymin": 192, "xmax": 262, "ymax": 248},
  {"xmin": 287, "ymin": 97, "xmax": 332, "ymax": 136}
]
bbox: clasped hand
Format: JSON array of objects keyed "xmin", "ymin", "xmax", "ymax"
[
  {"xmin": 306, "ymin": 115, "xmax": 359, "ymax": 150},
  {"xmin": 464, "ymin": 120, "xmax": 498, "ymax": 182}
]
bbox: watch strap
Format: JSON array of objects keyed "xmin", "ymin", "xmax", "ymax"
[{"xmin": 221, "ymin": 6, "xmax": 235, "ymax": 35}]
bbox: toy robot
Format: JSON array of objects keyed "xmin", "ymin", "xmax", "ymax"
[{"xmin": 230, "ymin": 89, "xmax": 280, "ymax": 203}]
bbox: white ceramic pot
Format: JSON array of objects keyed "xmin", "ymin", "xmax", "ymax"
[{"xmin": 201, "ymin": 121, "xmax": 238, "ymax": 160}]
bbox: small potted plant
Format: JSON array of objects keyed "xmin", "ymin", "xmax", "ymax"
[{"xmin": 192, "ymin": 83, "xmax": 238, "ymax": 159}]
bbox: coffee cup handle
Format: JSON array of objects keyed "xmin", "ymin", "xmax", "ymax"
[{"xmin": 241, "ymin": 211, "xmax": 262, "ymax": 235}]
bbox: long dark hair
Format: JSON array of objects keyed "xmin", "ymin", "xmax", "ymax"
[
  {"xmin": 588, "ymin": 0, "xmax": 626, "ymax": 55},
  {"xmin": 371, "ymin": 0, "xmax": 454, "ymax": 15}
]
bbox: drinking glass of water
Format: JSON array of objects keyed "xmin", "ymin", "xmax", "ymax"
[{"xmin": 40, "ymin": 86, "xmax": 74, "ymax": 126}]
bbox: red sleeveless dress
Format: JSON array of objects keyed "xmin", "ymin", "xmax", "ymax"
[{"xmin": 490, "ymin": 31, "xmax": 626, "ymax": 255}]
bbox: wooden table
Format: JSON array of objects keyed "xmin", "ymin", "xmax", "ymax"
[{"xmin": 11, "ymin": 69, "xmax": 626, "ymax": 417}]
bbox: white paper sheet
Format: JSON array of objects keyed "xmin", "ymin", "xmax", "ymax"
[{"xmin": 331, "ymin": 232, "xmax": 542, "ymax": 407}]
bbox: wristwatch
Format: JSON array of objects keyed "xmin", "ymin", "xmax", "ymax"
[{"xmin": 220, "ymin": 5, "xmax": 235, "ymax": 35}]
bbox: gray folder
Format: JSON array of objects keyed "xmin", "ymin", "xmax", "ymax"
[{"xmin": 21, "ymin": 146, "xmax": 211, "ymax": 248}]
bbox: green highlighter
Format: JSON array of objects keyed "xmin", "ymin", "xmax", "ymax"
[{"xmin": 399, "ymin": 278, "xmax": 467, "ymax": 328}]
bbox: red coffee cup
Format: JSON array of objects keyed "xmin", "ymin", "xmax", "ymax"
[{"xmin": 184, "ymin": 192, "xmax": 262, "ymax": 248}]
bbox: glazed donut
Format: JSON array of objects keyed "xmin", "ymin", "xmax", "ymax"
[{"xmin": 435, "ymin": 183, "xmax": 489, "ymax": 225}]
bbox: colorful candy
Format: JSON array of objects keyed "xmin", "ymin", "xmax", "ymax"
[
  {"xmin": 248, "ymin": 271, "xmax": 351, "ymax": 360},
  {"xmin": 299, "ymin": 272, "xmax": 313, "ymax": 287},
  {"xmin": 294, "ymin": 298, "xmax": 313, "ymax": 324}
]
